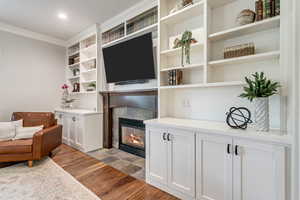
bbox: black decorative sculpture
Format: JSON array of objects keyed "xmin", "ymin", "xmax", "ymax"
[{"xmin": 226, "ymin": 107, "xmax": 253, "ymax": 130}]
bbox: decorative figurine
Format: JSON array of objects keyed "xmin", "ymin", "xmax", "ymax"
[{"xmin": 226, "ymin": 107, "xmax": 253, "ymax": 130}]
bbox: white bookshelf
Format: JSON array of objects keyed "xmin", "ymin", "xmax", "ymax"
[
  {"xmin": 158, "ymin": 0, "xmax": 281, "ymax": 118},
  {"xmin": 65, "ymin": 26, "xmax": 101, "ymax": 111},
  {"xmin": 101, "ymin": 6, "xmax": 158, "ymax": 48}
]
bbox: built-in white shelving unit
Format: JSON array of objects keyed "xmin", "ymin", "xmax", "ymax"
[
  {"xmin": 101, "ymin": 6, "xmax": 158, "ymax": 48},
  {"xmin": 158, "ymin": 0, "xmax": 281, "ymax": 118},
  {"xmin": 65, "ymin": 25, "xmax": 102, "ymax": 111}
]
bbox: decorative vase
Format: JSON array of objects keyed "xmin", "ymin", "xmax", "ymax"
[
  {"xmin": 61, "ymin": 88, "xmax": 70, "ymax": 109},
  {"xmin": 254, "ymin": 97, "xmax": 269, "ymax": 132}
]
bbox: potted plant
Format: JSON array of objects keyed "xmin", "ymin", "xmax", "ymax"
[
  {"xmin": 239, "ymin": 72, "xmax": 280, "ymax": 132},
  {"xmin": 173, "ymin": 31, "xmax": 197, "ymax": 66},
  {"xmin": 87, "ymin": 82, "xmax": 96, "ymax": 91}
]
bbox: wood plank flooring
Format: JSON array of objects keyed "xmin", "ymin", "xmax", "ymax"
[{"xmin": 52, "ymin": 144, "xmax": 179, "ymax": 200}]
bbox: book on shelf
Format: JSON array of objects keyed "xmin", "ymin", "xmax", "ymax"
[
  {"xmin": 255, "ymin": 0, "xmax": 280, "ymax": 21},
  {"xmin": 168, "ymin": 70, "xmax": 183, "ymax": 86},
  {"xmin": 275, "ymin": 0, "xmax": 280, "ymax": 16}
]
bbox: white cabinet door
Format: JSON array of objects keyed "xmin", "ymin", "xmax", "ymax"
[
  {"xmin": 75, "ymin": 116, "xmax": 84, "ymax": 149},
  {"xmin": 233, "ymin": 139, "xmax": 285, "ymax": 200},
  {"xmin": 197, "ymin": 134, "xmax": 233, "ymax": 200},
  {"xmin": 55, "ymin": 112, "xmax": 68, "ymax": 143},
  {"xmin": 68, "ymin": 115, "xmax": 76, "ymax": 145},
  {"xmin": 168, "ymin": 128, "xmax": 196, "ymax": 198},
  {"xmin": 146, "ymin": 127, "xmax": 168, "ymax": 185}
]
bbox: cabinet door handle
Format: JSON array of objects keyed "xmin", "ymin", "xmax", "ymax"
[
  {"xmin": 227, "ymin": 144, "xmax": 231, "ymax": 154},
  {"xmin": 162, "ymin": 133, "xmax": 167, "ymax": 141},
  {"xmin": 72, "ymin": 117, "xmax": 76, "ymax": 122},
  {"xmin": 167, "ymin": 133, "xmax": 171, "ymax": 141},
  {"xmin": 235, "ymin": 145, "xmax": 239, "ymax": 156}
]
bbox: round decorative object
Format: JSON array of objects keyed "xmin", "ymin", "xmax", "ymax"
[
  {"xmin": 226, "ymin": 107, "xmax": 253, "ymax": 130},
  {"xmin": 236, "ymin": 9, "xmax": 256, "ymax": 26}
]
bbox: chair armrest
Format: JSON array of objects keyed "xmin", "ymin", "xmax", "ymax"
[{"xmin": 32, "ymin": 125, "xmax": 62, "ymax": 159}]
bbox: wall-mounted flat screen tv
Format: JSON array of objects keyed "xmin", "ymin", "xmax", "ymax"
[{"xmin": 102, "ymin": 33, "xmax": 155, "ymax": 84}]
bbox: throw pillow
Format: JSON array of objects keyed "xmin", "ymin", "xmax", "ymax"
[
  {"xmin": 14, "ymin": 125, "xmax": 44, "ymax": 140},
  {"xmin": 0, "ymin": 123, "xmax": 16, "ymax": 141},
  {"xmin": 13, "ymin": 119, "xmax": 23, "ymax": 128}
]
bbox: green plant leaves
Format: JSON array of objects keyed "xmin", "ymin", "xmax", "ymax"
[{"xmin": 239, "ymin": 72, "xmax": 280, "ymax": 102}]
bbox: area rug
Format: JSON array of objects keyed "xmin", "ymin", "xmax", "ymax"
[{"xmin": 0, "ymin": 158, "xmax": 100, "ymax": 200}]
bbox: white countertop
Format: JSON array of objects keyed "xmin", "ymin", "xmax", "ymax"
[
  {"xmin": 144, "ymin": 118, "xmax": 292, "ymax": 146},
  {"xmin": 55, "ymin": 108, "xmax": 102, "ymax": 115}
]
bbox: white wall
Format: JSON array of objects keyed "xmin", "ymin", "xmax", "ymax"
[{"xmin": 0, "ymin": 30, "xmax": 65, "ymax": 121}]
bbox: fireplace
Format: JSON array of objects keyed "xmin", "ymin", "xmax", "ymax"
[{"xmin": 119, "ymin": 118, "xmax": 145, "ymax": 158}]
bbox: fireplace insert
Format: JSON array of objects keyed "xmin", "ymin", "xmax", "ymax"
[{"xmin": 119, "ymin": 118, "xmax": 145, "ymax": 158}]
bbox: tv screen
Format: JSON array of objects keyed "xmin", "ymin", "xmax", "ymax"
[{"xmin": 102, "ymin": 33, "xmax": 156, "ymax": 83}]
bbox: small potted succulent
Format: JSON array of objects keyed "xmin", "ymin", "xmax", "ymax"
[
  {"xmin": 87, "ymin": 82, "xmax": 96, "ymax": 92},
  {"xmin": 239, "ymin": 72, "xmax": 280, "ymax": 132}
]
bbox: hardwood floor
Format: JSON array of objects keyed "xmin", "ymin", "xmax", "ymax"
[{"xmin": 52, "ymin": 144, "xmax": 179, "ymax": 200}]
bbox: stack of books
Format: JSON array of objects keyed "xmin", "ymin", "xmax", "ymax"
[
  {"xmin": 168, "ymin": 70, "xmax": 183, "ymax": 86},
  {"xmin": 255, "ymin": 0, "xmax": 280, "ymax": 21}
]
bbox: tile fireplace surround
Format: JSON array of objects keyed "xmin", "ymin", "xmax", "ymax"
[{"xmin": 100, "ymin": 89, "xmax": 158, "ymax": 148}]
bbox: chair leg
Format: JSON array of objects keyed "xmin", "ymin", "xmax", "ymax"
[{"xmin": 28, "ymin": 160, "xmax": 33, "ymax": 167}]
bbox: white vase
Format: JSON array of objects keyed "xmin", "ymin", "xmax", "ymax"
[{"xmin": 254, "ymin": 97, "xmax": 269, "ymax": 132}]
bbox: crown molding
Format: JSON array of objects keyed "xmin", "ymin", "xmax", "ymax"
[{"xmin": 0, "ymin": 21, "xmax": 67, "ymax": 47}]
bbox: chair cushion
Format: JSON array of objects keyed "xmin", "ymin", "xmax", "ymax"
[{"xmin": 0, "ymin": 139, "xmax": 33, "ymax": 154}]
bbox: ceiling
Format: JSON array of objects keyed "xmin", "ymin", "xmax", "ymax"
[{"xmin": 0, "ymin": 0, "xmax": 141, "ymax": 40}]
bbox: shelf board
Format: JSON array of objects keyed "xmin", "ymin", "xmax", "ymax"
[
  {"xmin": 102, "ymin": 23, "xmax": 158, "ymax": 48},
  {"xmin": 160, "ymin": 81, "xmax": 244, "ymax": 90},
  {"xmin": 102, "ymin": 36, "xmax": 126, "ymax": 48},
  {"xmin": 81, "ymin": 57, "xmax": 97, "ymax": 64},
  {"xmin": 81, "ymin": 69, "xmax": 97, "ymax": 74},
  {"xmin": 208, "ymin": 51, "xmax": 280, "ymax": 66},
  {"xmin": 68, "ymin": 51, "xmax": 79, "ymax": 57},
  {"xmin": 209, "ymin": 16, "xmax": 280, "ymax": 41},
  {"xmin": 80, "ymin": 44, "xmax": 97, "ymax": 53},
  {"xmin": 68, "ymin": 76, "xmax": 80, "ymax": 80},
  {"xmin": 160, "ymin": 63, "xmax": 204, "ymax": 72},
  {"xmin": 161, "ymin": 43, "xmax": 203, "ymax": 57},
  {"xmin": 70, "ymin": 91, "xmax": 97, "ymax": 95},
  {"xmin": 68, "ymin": 63, "xmax": 80, "ymax": 68},
  {"xmin": 160, "ymin": 1, "xmax": 204, "ymax": 25},
  {"xmin": 126, "ymin": 23, "xmax": 157, "ymax": 39},
  {"xmin": 81, "ymin": 80, "xmax": 97, "ymax": 84}
]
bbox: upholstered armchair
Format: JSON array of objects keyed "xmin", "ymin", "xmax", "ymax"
[{"xmin": 0, "ymin": 112, "xmax": 62, "ymax": 167}]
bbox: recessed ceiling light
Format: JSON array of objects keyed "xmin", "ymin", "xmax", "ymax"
[{"xmin": 58, "ymin": 12, "xmax": 68, "ymax": 20}]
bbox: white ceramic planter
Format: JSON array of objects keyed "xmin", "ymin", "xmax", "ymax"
[{"xmin": 254, "ymin": 97, "xmax": 269, "ymax": 132}]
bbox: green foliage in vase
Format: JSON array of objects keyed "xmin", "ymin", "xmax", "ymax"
[
  {"xmin": 173, "ymin": 31, "xmax": 196, "ymax": 66},
  {"xmin": 239, "ymin": 72, "xmax": 280, "ymax": 102},
  {"xmin": 88, "ymin": 82, "xmax": 96, "ymax": 88}
]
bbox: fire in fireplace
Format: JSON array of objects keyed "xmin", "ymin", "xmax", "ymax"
[{"xmin": 119, "ymin": 118, "xmax": 145, "ymax": 158}]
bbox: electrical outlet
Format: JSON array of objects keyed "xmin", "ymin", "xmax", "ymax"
[{"xmin": 182, "ymin": 99, "xmax": 191, "ymax": 108}]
